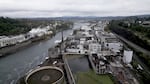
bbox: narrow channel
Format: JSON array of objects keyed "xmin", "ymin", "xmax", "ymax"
[{"xmin": 67, "ymin": 56, "xmax": 91, "ymax": 73}]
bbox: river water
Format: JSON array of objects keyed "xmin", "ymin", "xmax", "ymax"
[{"xmin": 0, "ymin": 29, "xmax": 73, "ymax": 84}]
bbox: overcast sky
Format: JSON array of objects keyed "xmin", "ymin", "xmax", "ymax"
[{"xmin": 0, "ymin": 0, "xmax": 150, "ymax": 18}]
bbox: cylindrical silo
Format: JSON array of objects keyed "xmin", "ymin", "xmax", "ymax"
[
  {"xmin": 25, "ymin": 66, "xmax": 64, "ymax": 84},
  {"xmin": 123, "ymin": 50, "xmax": 133, "ymax": 64}
]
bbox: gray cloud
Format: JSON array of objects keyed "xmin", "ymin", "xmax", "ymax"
[{"xmin": 0, "ymin": 0, "xmax": 150, "ymax": 17}]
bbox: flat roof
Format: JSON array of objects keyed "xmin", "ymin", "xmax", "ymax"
[{"xmin": 26, "ymin": 66, "xmax": 63, "ymax": 84}]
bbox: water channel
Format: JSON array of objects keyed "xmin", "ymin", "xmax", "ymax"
[
  {"xmin": 68, "ymin": 56, "xmax": 91, "ymax": 73},
  {"xmin": 0, "ymin": 29, "xmax": 73, "ymax": 84},
  {"xmin": 0, "ymin": 21, "xmax": 89, "ymax": 84}
]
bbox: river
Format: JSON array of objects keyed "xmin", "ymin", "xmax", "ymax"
[{"xmin": 0, "ymin": 29, "xmax": 73, "ymax": 84}]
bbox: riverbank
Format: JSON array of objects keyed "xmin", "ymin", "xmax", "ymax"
[
  {"xmin": 0, "ymin": 40, "xmax": 31, "ymax": 57},
  {"xmin": 0, "ymin": 28, "xmax": 70, "ymax": 57},
  {"xmin": 0, "ymin": 29, "xmax": 73, "ymax": 84},
  {"xmin": 17, "ymin": 45, "xmax": 72, "ymax": 84},
  {"xmin": 0, "ymin": 35, "xmax": 52, "ymax": 57}
]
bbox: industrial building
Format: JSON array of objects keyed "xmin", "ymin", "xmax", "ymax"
[
  {"xmin": 25, "ymin": 66, "xmax": 64, "ymax": 84},
  {"xmin": 29, "ymin": 28, "xmax": 53, "ymax": 38},
  {"xmin": 0, "ymin": 35, "xmax": 26, "ymax": 47},
  {"xmin": 0, "ymin": 25, "xmax": 53, "ymax": 48},
  {"xmin": 123, "ymin": 50, "xmax": 133, "ymax": 64}
]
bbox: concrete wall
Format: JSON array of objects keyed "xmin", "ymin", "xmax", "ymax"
[{"xmin": 0, "ymin": 40, "xmax": 31, "ymax": 57}]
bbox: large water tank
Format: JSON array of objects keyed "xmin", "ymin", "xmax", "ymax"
[
  {"xmin": 25, "ymin": 66, "xmax": 64, "ymax": 84},
  {"xmin": 123, "ymin": 50, "xmax": 133, "ymax": 64}
]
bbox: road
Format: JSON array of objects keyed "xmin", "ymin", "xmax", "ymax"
[
  {"xmin": 114, "ymin": 33, "xmax": 150, "ymax": 74},
  {"xmin": 0, "ymin": 29, "xmax": 73, "ymax": 84},
  {"xmin": 115, "ymin": 34, "xmax": 150, "ymax": 56}
]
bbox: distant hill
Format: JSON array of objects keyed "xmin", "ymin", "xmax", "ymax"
[
  {"xmin": 18, "ymin": 14, "xmax": 150, "ymax": 21},
  {"xmin": 1, "ymin": 14, "xmax": 149, "ymax": 36},
  {"xmin": 134, "ymin": 14, "xmax": 150, "ymax": 18},
  {"xmin": 21, "ymin": 16, "xmax": 125, "ymax": 21},
  {"xmin": 0, "ymin": 17, "xmax": 30, "ymax": 36}
]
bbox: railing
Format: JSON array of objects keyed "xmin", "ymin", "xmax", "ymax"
[{"xmin": 63, "ymin": 56, "xmax": 76, "ymax": 84}]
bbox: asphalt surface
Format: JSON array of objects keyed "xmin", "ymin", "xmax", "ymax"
[{"xmin": 115, "ymin": 33, "xmax": 150, "ymax": 74}]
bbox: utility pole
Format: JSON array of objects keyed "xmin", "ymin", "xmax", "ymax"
[
  {"xmin": 61, "ymin": 30, "xmax": 64, "ymax": 43},
  {"xmin": 59, "ymin": 30, "xmax": 64, "ymax": 58}
]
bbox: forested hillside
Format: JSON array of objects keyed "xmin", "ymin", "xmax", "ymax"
[
  {"xmin": 108, "ymin": 17, "xmax": 150, "ymax": 84},
  {"xmin": 108, "ymin": 19, "xmax": 150, "ymax": 51},
  {"xmin": 0, "ymin": 17, "xmax": 31, "ymax": 35}
]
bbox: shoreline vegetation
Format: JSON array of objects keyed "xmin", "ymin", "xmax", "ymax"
[
  {"xmin": 108, "ymin": 19, "xmax": 150, "ymax": 69},
  {"xmin": 76, "ymin": 70, "xmax": 115, "ymax": 84},
  {"xmin": 108, "ymin": 17, "xmax": 150, "ymax": 84},
  {"xmin": 0, "ymin": 17, "xmax": 73, "ymax": 36},
  {"xmin": 0, "ymin": 17, "xmax": 73, "ymax": 57}
]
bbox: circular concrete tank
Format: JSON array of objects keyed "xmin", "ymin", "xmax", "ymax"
[{"xmin": 25, "ymin": 66, "xmax": 64, "ymax": 84}]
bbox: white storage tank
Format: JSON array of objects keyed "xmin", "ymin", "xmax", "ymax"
[
  {"xmin": 123, "ymin": 50, "xmax": 133, "ymax": 64},
  {"xmin": 25, "ymin": 66, "xmax": 64, "ymax": 84}
]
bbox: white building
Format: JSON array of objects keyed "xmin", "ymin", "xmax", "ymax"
[
  {"xmin": 80, "ymin": 38, "xmax": 86, "ymax": 44},
  {"xmin": 104, "ymin": 42, "xmax": 123, "ymax": 53},
  {"xmin": 89, "ymin": 43, "xmax": 101, "ymax": 54},
  {"xmin": 104, "ymin": 38, "xmax": 123, "ymax": 54},
  {"xmin": 0, "ymin": 35, "xmax": 26, "ymax": 47},
  {"xmin": 46, "ymin": 31, "xmax": 53, "ymax": 35},
  {"xmin": 81, "ymin": 26, "xmax": 92, "ymax": 31},
  {"xmin": 123, "ymin": 50, "xmax": 133, "ymax": 64},
  {"xmin": 29, "ymin": 28, "xmax": 53, "ymax": 38},
  {"xmin": 66, "ymin": 44, "xmax": 85, "ymax": 54},
  {"xmin": 29, "ymin": 28, "xmax": 44, "ymax": 37}
]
